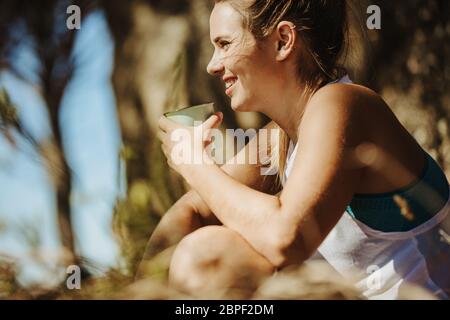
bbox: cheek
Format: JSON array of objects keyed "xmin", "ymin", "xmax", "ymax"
[
  {"xmin": 230, "ymin": 57, "xmax": 273, "ymax": 106},
  {"xmin": 240, "ymin": 67, "xmax": 270, "ymax": 95},
  {"xmin": 232, "ymin": 82, "xmax": 261, "ymax": 111}
]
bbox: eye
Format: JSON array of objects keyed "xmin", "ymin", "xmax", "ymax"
[{"xmin": 219, "ymin": 40, "xmax": 231, "ymax": 50}]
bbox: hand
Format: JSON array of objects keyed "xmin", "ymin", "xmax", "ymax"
[{"xmin": 157, "ymin": 112, "xmax": 223, "ymax": 177}]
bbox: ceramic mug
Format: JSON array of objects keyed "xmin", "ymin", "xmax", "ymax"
[{"xmin": 163, "ymin": 103, "xmax": 215, "ymax": 126}]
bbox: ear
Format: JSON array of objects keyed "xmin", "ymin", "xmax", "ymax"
[{"xmin": 275, "ymin": 21, "xmax": 297, "ymax": 62}]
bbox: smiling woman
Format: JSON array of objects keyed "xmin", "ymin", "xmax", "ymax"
[
  {"xmin": 142, "ymin": 0, "xmax": 450, "ymax": 300},
  {"xmin": 206, "ymin": 2, "xmax": 276, "ymax": 111}
]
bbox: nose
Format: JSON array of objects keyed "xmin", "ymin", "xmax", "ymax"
[{"xmin": 206, "ymin": 53, "xmax": 224, "ymax": 76}]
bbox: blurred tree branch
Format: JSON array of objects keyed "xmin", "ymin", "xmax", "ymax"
[{"xmin": 0, "ymin": 0, "xmax": 98, "ymax": 274}]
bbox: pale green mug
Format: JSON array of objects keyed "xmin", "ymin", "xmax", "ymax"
[{"xmin": 164, "ymin": 103, "xmax": 215, "ymax": 126}]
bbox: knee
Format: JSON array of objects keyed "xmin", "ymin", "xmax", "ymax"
[
  {"xmin": 169, "ymin": 226, "xmax": 275, "ymax": 296},
  {"xmin": 168, "ymin": 226, "xmax": 238, "ymax": 292},
  {"xmin": 172, "ymin": 225, "xmax": 233, "ymax": 260},
  {"xmin": 170, "ymin": 225, "xmax": 234, "ymax": 266}
]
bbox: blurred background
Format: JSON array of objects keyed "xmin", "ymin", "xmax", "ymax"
[{"xmin": 0, "ymin": 0, "xmax": 449, "ymax": 299}]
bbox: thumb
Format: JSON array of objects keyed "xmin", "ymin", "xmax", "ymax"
[
  {"xmin": 202, "ymin": 112, "xmax": 223, "ymax": 143},
  {"xmin": 202, "ymin": 112, "xmax": 223, "ymax": 130}
]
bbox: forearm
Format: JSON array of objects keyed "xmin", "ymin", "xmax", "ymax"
[
  {"xmin": 142, "ymin": 192, "xmax": 204, "ymax": 260},
  {"xmin": 136, "ymin": 192, "xmax": 208, "ymax": 279},
  {"xmin": 183, "ymin": 164, "xmax": 287, "ymax": 265}
]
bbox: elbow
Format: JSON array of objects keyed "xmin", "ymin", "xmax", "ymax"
[
  {"xmin": 254, "ymin": 205, "xmax": 318, "ymax": 268},
  {"xmin": 263, "ymin": 247, "xmax": 289, "ymax": 269},
  {"xmin": 259, "ymin": 231, "xmax": 294, "ymax": 269},
  {"xmin": 264, "ymin": 225, "xmax": 314, "ymax": 269}
]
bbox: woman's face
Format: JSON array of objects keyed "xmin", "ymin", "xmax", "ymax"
[{"xmin": 207, "ymin": 2, "xmax": 280, "ymax": 112}]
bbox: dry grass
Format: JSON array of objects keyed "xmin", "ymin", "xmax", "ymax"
[{"xmin": 0, "ymin": 252, "xmax": 438, "ymax": 300}]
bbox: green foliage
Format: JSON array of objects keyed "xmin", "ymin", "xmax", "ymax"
[{"xmin": 113, "ymin": 180, "xmax": 160, "ymax": 276}]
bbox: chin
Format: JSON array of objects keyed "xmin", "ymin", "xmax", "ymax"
[
  {"xmin": 231, "ymin": 104, "xmax": 247, "ymax": 112},
  {"xmin": 230, "ymin": 99, "xmax": 251, "ymax": 112},
  {"xmin": 230, "ymin": 103, "xmax": 241, "ymax": 111},
  {"xmin": 230, "ymin": 101, "xmax": 241, "ymax": 111}
]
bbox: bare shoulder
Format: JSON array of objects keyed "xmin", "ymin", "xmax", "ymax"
[
  {"xmin": 298, "ymin": 83, "xmax": 381, "ymax": 147},
  {"xmin": 300, "ymin": 82, "xmax": 428, "ymax": 194},
  {"xmin": 306, "ymin": 83, "xmax": 381, "ymax": 118}
]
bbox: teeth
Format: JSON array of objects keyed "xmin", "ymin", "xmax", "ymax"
[{"xmin": 225, "ymin": 79, "xmax": 237, "ymax": 89}]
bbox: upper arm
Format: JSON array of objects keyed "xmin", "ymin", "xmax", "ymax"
[{"xmin": 278, "ymin": 86, "xmax": 364, "ymax": 261}]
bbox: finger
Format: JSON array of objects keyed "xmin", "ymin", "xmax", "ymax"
[
  {"xmin": 167, "ymin": 159, "xmax": 175, "ymax": 171},
  {"xmin": 202, "ymin": 112, "xmax": 223, "ymax": 131},
  {"xmin": 161, "ymin": 144, "xmax": 169, "ymax": 158},
  {"xmin": 203, "ymin": 128, "xmax": 215, "ymax": 143},
  {"xmin": 157, "ymin": 130, "xmax": 167, "ymax": 143},
  {"xmin": 201, "ymin": 112, "xmax": 222, "ymax": 142},
  {"xmin": 204, "ymin": 139, "xmax": 214, "ymax": 149},
  {"xmin": 158, "ymin": 116, "xmax": 180, "ymax": 132}
]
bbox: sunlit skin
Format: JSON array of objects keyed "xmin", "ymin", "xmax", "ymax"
[
  {"xmin": 154, "ymin": 2, "xmax": 428, "ymax": 295},
  {"xmin": 206, "ymin": 2, "xmax": 308, "ymax": 142}
]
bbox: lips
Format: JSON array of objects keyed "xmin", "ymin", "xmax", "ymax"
[{"xmin": 223, "ymin": 76, "xmax": 238, "ymax": 96}]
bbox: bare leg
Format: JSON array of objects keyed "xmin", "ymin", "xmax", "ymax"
[
  {"xmin": 136, "ymin": 192, "xmax": 220, "ymax": 279},
  {"xmin": 169, "ymin": 225, "xmax": 275, "ymax": 298}
]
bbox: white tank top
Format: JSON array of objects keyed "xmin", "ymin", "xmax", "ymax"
[{"xmin": 282, "ymin": 76, "xmax": 450, "ymax": 299}]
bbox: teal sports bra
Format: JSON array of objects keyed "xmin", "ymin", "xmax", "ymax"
[{"xmin": 346, "ymin": 150, "xmax": 449, "ymax": 233}]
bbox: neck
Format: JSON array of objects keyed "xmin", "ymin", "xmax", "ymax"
[{"xmin": 261, "ymin": 81, "xmax": 313, "ymax": 145}]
